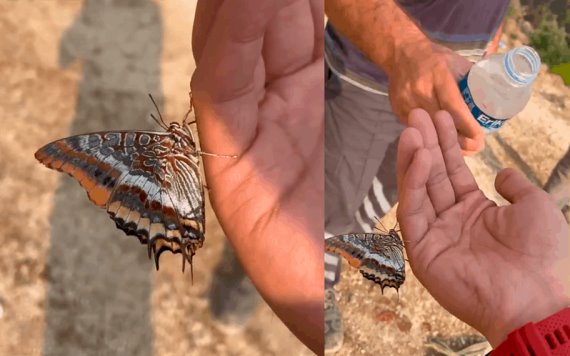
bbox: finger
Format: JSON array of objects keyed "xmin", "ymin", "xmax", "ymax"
[
  {"xmin": 192, "ymin": 0, "xmax": 295, "ymax": 101},
  {"xmin": 396, "ymin": 124, "xmax": 436, "ymax": 239},
  {"xmin": 191, "ymin": 0, "xmax": 294, "ymax": 156},
  {"xmin": 415, "ymin": 81, "xmax": 441, "ymax": 118},
  {"xmin": 408, "ymin": 109, "xmax": 456, "ymax": 214},
  {"xmin": 264, "ymin": 0, "xmax": 314, "ymax": 82},
  {"xmin": 389, "ymin": 96, "xmax": 419, "ymax": 126},
  {"xmin": 433, "ymin": 111, "xmax": 479, "ymax": 198},
  {"xmin": 192, "ymin": 0, "xmax": 224, "ymax": 64},
  {"xmin": 447, "ymin": 57, "xmax": 473, "ymax": 82},
  {"xmin": 459, "ymin": 134, "xmax": 484, "ymax": 156},
  {"xmin": 436, "ymin": 72, "xmax": 485, "ymax": 152},
  {"xmin": 310, "ymin": 0, "xmax": 324, "ymax": 59},
  {"xmin": 495, "ymin": 168, "xmax": 543, "ymax": 204},
  {"xmin": 397, "ymin": 148, "xmax": 432, "ymax": 243},
  {"xmin": 397, "ymin": 126, "xmax": 424, "ymax": 194},
  {"xmin": 458, "ymin": 134, "xmax": 485, "ymax": 154},
  {"xmin": 418, "ymin": 96, "xmax": 440, "ymax": 119}
]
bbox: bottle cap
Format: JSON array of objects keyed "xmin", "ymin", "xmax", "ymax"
[{"xmin": 504, "ymin": 46, "xmax": 541, "ymax": 85}]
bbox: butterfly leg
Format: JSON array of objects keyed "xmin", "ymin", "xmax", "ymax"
[{"xmin": 198, "ymin": 151, "xmax": 239, "ymax": 159}]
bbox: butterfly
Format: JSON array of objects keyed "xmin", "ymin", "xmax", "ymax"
[
  {"xmin": 325, "ymin": 228, "xmax": 405, "ymax": 293},
  {"xmin": 35, "ymin": 94, "xmax": 229, "ymax": 277}
]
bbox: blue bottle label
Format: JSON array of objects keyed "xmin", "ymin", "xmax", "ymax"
[{"xmin": 459, "ymin": 74, "xmax": 506, "ymax": 132}]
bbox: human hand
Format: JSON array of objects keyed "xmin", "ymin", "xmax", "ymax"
[
  {"xmin": 191, "ymin": 0, "xmax": 323, "ymax": 353},
  {"xmin": 387, "ymin": 42, "xmax": 484, "ymax": 155},
  {"xmin": 396, "ymin": 109, "xmax": 570, "ymax": 347}
]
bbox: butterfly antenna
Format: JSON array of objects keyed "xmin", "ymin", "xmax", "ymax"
[
  {"xmin": 148, "ymin": 93, "xmax": 168, "ymax": 129},
  {"xmin": 372, "ymin": 216, "xmax": 381, "ymax": 232},
  {"xmin": 381, "ymin": 221, "xmax": 389, "ymax": 234},
  {"xmin": 150, "ymin": 113, "xmax": 166, "ymax": 129},
  {"xmin": 392, "ymin": 221, "xmax": 400, "ymax": 233}
]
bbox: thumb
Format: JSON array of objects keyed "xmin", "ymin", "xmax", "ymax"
[
  {"xmin": 495, "ymin": 168, "xmax": 541, "ymax": 204},
  {"xmin": 192, "ymin": 0, "xmax": 296, "ymax": 100},
  {"xmin": 448, "ymin": 56, "xmax": 473, "ymax": 82},
  {"xmin": 439, "ymin": 46, "xmax": 473, "ymax": 81}
]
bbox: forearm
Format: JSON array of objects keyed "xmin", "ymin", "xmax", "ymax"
[{"xmin": 325, "ymin": 0, "xmax": 429, "ymax": 74}]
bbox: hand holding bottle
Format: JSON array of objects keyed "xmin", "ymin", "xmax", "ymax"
[{"xmin": 387, "ymin": 41, "xmax": 484, "ymax": 155}]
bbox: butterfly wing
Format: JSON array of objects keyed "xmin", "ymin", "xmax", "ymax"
[
  {"xmin": 107, "ymin": 145, "xmax": 205, "ymax": 269},
  {"xmin": 35, "ymin": 130, "xmax": 205, "ymax": 270},
  {"xmin": 325, "ymin": 233, "xmax": 370, "ymax": 269},
  {"xmin": 325, "ymin": 232, "xmax": 405, "ymax": 292},
  {"xmin": 34, "ymin": 131, "xmax": 143, "ymax": 207},
  {"xmin": 360, "ymin": 232, "xmax": 405, "ymax": 291}
]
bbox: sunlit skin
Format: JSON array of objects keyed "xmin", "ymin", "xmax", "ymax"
[
  {"xmin": 386, "ymin": 43, "xmax": 482, "ymax": 154},
  {"xmin": 325, "ymin": 0, "xmax": 495, "ymax": 155},
  {"xmin": 397, "ymin": 109, "xmax": 570, "ymax": 347},
  {"xmin": 190, "ymin": 0, "xmax": 324, "ymax": 353}
]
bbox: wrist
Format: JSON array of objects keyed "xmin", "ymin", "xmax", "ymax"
[
  {"xmin": 484, "ymin": 294, "xmax": 570, "ymax": 347},
  {"xmin": 383, "ymin": 31, "xmax": 430, "ymax": 76}
]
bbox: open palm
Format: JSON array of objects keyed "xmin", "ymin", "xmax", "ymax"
[
  {"xmin": 397, "ymin": 109, "xmax": 569, "ymax": 346},
  {"xmin": 190, "ymin": 0, "xmax": 323, "ymax": 353}
]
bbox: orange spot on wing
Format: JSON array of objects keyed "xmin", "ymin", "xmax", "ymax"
[
  {"xmin": 72, "ymin": 169, "xmax": 96, "ymax": 191},
  {"xmin": 49, "ymin": 158, "xmax": 66, "ymax": 170},
  {"xmin": 36, "ymin": 141, "xmax": 115, "ymax": 208},
  {"xmin": 34, "ymin": 150, "xmax": 48, "ymax": 162},
  {"xmin": 58, "ymin": 160, "xmax": 75, "ymax": 177},
  {"xmin": 325, "ymin": 245, "xmax": 363, "ymax": 268},
  {"xmin": 87, "ymin": 184, "xmax": 111, "ymax": 207},
  {"xmin": 36, "ymin": 141, "xmax": 73, "ymax": 169},
  {"xmin": 339, "ymin": 252, "xmax": 363, "ymax": 269}
]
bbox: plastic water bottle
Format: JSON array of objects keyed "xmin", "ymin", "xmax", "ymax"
[{"xmin": 459, "ymin": 46, "xmax": 541, "ymax": 133}]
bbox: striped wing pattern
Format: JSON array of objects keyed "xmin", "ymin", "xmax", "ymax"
[
  {"xmin": 325, "ymin": 230, "xmax": 405, "ymax": 293},
  {"xmin": 35, "ymin": 126, "xmax": 204, "ymax": 272}
]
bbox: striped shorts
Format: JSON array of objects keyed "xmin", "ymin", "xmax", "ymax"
[{"xmin": 324, "ymin": 61, "xmax": 403, "ymax": 286}]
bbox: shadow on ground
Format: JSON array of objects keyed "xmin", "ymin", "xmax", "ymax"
[{"xmin": 43, "ymin": 1, "xmax": 162, "ymax": 354}]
